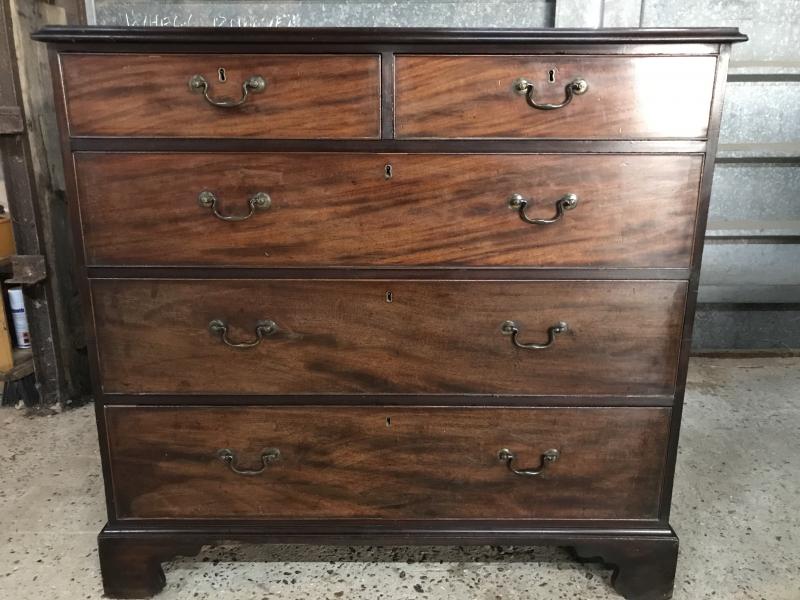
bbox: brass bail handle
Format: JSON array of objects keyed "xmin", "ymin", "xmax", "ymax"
[
  {"xmin": 501, "ymin": 320, "xmax": 568, "ymax": 350},
  {"xmin": 208, "ymin": 319, "xmax": 278, "ymax": 349},
  {"xmin": 198, "ymin": 190, "xmax": 271, "ymax": 222},
  {"xmin": 508, "ymin": 193, "xmax": 578, "ymax": 225},
  {"xmin": 189, "ymin": 73, "xmax": 266, "ymax": 108},
  {"xmin": 513, "ymin": 77, "xmax": 588, "ymax": 110},
  {"xmin": 217, "ymin": 448, "xmax": 281, "ymax": 476},
  {"xmin": 498, "ymin": 448, "xmax": 560, "ymax": 477}
]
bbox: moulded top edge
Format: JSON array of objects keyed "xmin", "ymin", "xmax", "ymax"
[{"xmin": 32, "ymin": 26, "xmax": 748, "ymax": 46}]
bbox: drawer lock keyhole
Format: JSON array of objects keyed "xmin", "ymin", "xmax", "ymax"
[
  {"xmin": 384, "ymin": 164, "xmax": 393, "ymax": 180},
  {"xmin": 218, "ymin": 67, "xmax": 227, "ymax": 82}
]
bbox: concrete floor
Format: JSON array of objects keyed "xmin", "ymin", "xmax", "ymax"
[{"xmin": 1, "ymin": 357, "xmax": 798, "ymax": 599}]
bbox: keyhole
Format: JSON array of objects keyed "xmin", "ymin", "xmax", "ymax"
[
  {"xmin": 386, "ymin": 417, "xmax": 392, "ymax": 427},
  {"xmin": 218, "ymin": 67, "xmax": 227, "ymax": 82},
  {"xmin": 385, "ymin": 291, "xmax": 393, "ymax": 303},
  {"xmin": 548, "ymin": 68, "xmax": 557, "ymax": 83},
  {"xmin": 384, "ymin": 164, "xmax": 393, "ymax": 180}
]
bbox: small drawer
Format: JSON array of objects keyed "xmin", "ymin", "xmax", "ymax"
[
  {"xmin": 92, "ymin": 279, "xmax": 686, "ymax": 396},
  {"xmin": 395, "ymin": 55, "xmax": 716, "ymax": 139},
  {"xmin": 74, "ymin": 152, "xmax": 702, "ymax": 268},
  {"xmin": 106, "ymin": 405, "xmax": 670, "ymax": 520},
  {"xmin": 59, "ymin": 53, "xmax": 381, "ymax": 139}
]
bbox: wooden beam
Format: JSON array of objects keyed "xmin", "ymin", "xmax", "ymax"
[
  {"xmin": 0, "ymin": 0, "xmax": 83, "ymax": 407},
  {"xmin": 53, "ymin": 0, "xmax": 87, "ymax": 25},
  {"xmin": 0, "ymin": 105, "xmax": 23, "ymax": 133}
]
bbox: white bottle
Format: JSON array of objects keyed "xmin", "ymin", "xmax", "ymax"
[{"xmin": 7, "ymin": 287, "xmax": 31, "ymax": 349}]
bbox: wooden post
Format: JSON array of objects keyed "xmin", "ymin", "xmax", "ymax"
[{"xmin": 0, "ymin": 0, "xmax": 89, "ymax": 408}]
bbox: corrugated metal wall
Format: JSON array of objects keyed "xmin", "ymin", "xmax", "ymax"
[
  {"xmin": 89, "ymin": 1, "xmax": 556, "ymax": 27},
  {"xmin": 88, "ymin": 0, "xmax": 799, "ymax": 351},
  {"xmin": 641, "ymin": 0, "xmax": 800, "ymax": 351}
]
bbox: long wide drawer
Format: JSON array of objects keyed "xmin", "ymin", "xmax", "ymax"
[
  {"xmin": 106, "ymin": 405, "xmax": 671, "ymax": 520},
  {"xmin": 395, "ymin": 55, "xmax": 716, "ymax": 139},
  {"xmin": 59, "ymin": 54, "xmax": 381, "ymax": 139},
  {"xmin": 75, "ymin": 153, "xmax": 703, "ymax": 268},
  {"xmin": 92, "ymin": 279, "xmax": 686, "ymax": 396}
]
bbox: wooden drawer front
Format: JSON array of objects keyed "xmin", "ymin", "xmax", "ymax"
[
  {"xmin": 60, "ymin": 54, "xmax": 381, "ymax": 139},
  {"xmin": 76, "ymin": 153, "xmax": 702, "ymax": 268},
  {"xmin": 93, "ymin": 280, "xmax": 686, "ymax": 396},
  {"xmin": 395, "ymin": 55, "xmax": 716, "ymax": 139},
  {"xmin": 106, "ymin": 406, "xmax": 670, "ymax": 520}
]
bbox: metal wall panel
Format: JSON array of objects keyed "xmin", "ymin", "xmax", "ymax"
[
  {"xmin": 553, "ymin": 0, "xmax": 602, "ymax": 27},
  {"xmin": 92, "ymin": 0, "xmax": 556, "ymax": 27},
  {"xmin": 700, "ymin": 245, "xmax": 800, "ymax": 303},
  {"xmin": 693, "ymin": 307, "xmax": 800, "ymax": 350},
  {"xmin": 599, "ymin": 0, "xmax": 642, "ymax": 27},
  {"xmin": 641, "ymin": 0, "xmax": 800, "ymax": 62},
  {"xmin": 711, "ymin": 164, "xmax": 800, "ymax": 221},
  {"xmin": 640, "ymin": 0, "xmax": 800, "ymax": 350},
  {"xmin": 720, "ymin": 82, "xmax": 800, "ymax": 145}
]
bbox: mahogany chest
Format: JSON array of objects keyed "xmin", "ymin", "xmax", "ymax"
[{"xmin": 35, "ymin": 26, "xmax": 746, "ymax": 600}]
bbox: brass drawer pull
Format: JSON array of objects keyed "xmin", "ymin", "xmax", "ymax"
[
  {"xmin": 498, "ymin": 448, "xmax": 560, "ymax": 477},
  {"xmin": 508, "ymin": 193, "xmax": 578, "ymax": 225},
  {"xmin": 217, "ymin": 447, "xmax": 281, "ymax": 476},
  {"xmin": 208, "ymin": 319, "xmax": 278, "ymax": 349},
  {"xmin": 513, "ymin": 77, "xmax": 588, "ymax": 110},
  {"xmin": 197, "ymin": 190, "xmax": 271, "ymax": 222},
  {"xmin": 189, "ymin": 73, "xmax": 266, "ymax": 108},
  {"xmin": 501, "ymin": 320, "xmax": 568, "ymax": 350}
]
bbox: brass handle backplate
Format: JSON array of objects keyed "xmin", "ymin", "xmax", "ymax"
[
  {"xmin": 498, "ymin": 448, "xmax": 560, "ymax": 477},
  {"xmin": 198, "ymin": 190, "xmax": 271, "ymax": 222},
  {"xmin": 189, "ymin": 74, "xmax": 266, "ymax": 108},
  {"xmin": 513, "ymin": 77, "xmax": 588, "ymax": 110},
  {"xmin": 501, "ymin": 320, "xmax": 568, "ymax": 350},
  {"xmin": 508, "ymin": 193, "xmax": 578, "ymax": 225},
  {"xmin": 217, "ymin": 447, "xmax": 281, "ymax": 476},
  {"xmin": 209, "ymin": 319, "xmax": 278, "ymax": 349}
]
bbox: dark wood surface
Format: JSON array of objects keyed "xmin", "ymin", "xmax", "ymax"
[
  {"xmin": 96, "ymin": 526, "xmax": 679, "ymax": 600},
  {"xmin": 105, "ymin": 405, "xmax": 670, "ymax": 520},
  {"xmin": 91, "ymin": 279, "xmax": 686, "ymax": 396},
  {"xmin": 69, "ymin": 138, "xmax": 709, "ymax": 153},
  {"xmin": 100, "ymin": 392, "xmax": 676, "ymax": 407},
  {"xmin": 59, "ymin": 53, "xmax": 381, "ymax": 138},
  {"xmin": 573, "ymin": 535, "xmax": 679, "ymax": 600},
  {"xmin": 74, "ymin": 153, "xmax": 702, "ymax": 268},
  {"xmin": 37, "ymin": 26, "xmax": 747, "ymax": 600},
  {"xmin": 86, "ymin": 266, "xmax": 692, "ymax": 282},
  {"xmin": 98, "ymin": 533, "xmax": 203, "ymax": 598},
  {"xmin": 396, "ymin": 55, "xmax": 716, "ymax": 139}
]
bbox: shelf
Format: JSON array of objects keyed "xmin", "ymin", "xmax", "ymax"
[{"xmin": 0, "ymin": 347, "xmax": 34, "ymax": 382}]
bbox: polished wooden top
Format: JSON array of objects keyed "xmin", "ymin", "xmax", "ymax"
[{"xmin": 33, "ymin": 26, "xmax": 748, "ymax": 45}]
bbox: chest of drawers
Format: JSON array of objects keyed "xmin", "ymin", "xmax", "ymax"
[{"xmin": 36, "ymin": 26, "xmax": 745, "ymax": 600}]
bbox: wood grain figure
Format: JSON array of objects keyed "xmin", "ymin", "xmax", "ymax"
[
  {"xmin": 75, "ymin": 153, "xmax": 703, "ymax": 268},
  {"xmin": 91, "ymin": 279, "xmax": 687, "ymax": 396},
  {"xmin": 106, "ymin": 405, "xmax": 671, "ymax": 520},
  {"xmin": 60, "ymin": 54, "xmax": 381, "ymax": 138},
  {"xmin": 395, "ymin": 55, "xmax": 716, "ymax": 139},
  {"xmin": 37, "ymin": 25, "xmax": 746, "ymax": 600}
]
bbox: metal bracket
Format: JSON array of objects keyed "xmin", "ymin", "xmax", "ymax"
[{"xmin": 7, "ymin": 254, "xmax": 47, "ymax": 284}]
